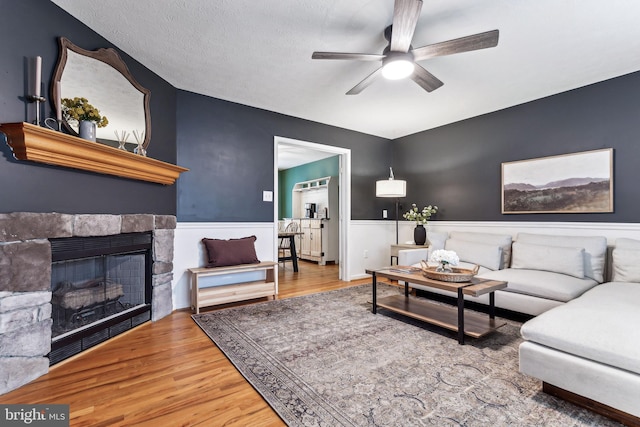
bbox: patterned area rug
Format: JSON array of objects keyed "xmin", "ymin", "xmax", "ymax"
[{"xmin": 192, "ymin": 284, "xmax": 621, "ymax": 426}]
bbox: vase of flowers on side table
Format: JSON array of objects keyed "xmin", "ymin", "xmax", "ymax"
[
  {"xmin": 61, "ymin": 97, "xmax": 109, "ymax": 142},
  {"xmin": 403, "ymin": 203, "xmax": 438, "ymax": 245}
]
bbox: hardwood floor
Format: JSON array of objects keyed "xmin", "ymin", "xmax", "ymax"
[{"xmin": 1, "ymin": 260, "xmax": 375, "ymax": 426}]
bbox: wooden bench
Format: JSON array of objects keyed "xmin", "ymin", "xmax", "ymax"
[{"xmin": 188, "ymin": 261, "xmax": 278, "ymax": 313}]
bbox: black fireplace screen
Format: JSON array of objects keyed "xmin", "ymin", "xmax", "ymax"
[
  {"xmin": 51, "ymin": 253, "xmax": 146, "ymax": 337},
  {"xmin": 48, "ymin": 232, "xmax": 152, "ymax": 364}
]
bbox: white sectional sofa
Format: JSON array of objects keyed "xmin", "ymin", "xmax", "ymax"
[
  {"xmin": 519, "ymin": 237, "xmax": 640, "ymax": 423},
  {"xmin": 398, "ymin": 231, "xmax": 608, "ymax": 316},
  {"xmin": 398, "ymin": 231, "xmax": 639, "ymax": 423}
]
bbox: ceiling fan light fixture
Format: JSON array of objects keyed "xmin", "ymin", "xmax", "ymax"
[
  {"xmin": 381, "ymin": 52, "xmax": 415, "ymax": 80},
  {"xmin": 382, "ymin": 59, "xmax": 414, "ymax": 80}
]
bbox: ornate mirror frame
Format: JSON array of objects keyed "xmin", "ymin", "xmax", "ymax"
[{"xmin": 51, "ymin": 37, "xmax": 151, "ymax": 149}]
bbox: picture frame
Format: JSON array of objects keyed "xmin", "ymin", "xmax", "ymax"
[{"xmin": 502, "ymin": 148, "xmax": 613, "ymax": 214}]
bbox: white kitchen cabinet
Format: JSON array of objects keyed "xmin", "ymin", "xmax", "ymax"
[{"xmin": 292, "ymin": 176, "xmax": 339, "ymax": 265}]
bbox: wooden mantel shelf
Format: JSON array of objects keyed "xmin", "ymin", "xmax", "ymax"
[{"xmin": 0, "ymin": 122, "xmax": 188, "ymax": 185}]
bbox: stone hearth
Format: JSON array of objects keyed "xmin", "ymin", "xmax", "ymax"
[{"xmin": 0, "ymin": 213, "xmax": 176, "ymax": 395}]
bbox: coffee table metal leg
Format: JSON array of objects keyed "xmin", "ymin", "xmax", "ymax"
[
  {"xmin": 457, "ymin": 288, "xmax": 465, "ymax": 345},
  {"xmin": 372, "ymin": 271, "xmax": 377, "ymax": 314},
  {"xmin": 489, "ymin": 292, "xmax": 496, "ymax": 319},
  {"xmin": 404, "ymin": 281, "xmax": 409, "ymax": 297}
]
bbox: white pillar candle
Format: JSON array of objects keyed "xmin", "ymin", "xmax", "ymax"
[{"xmin": 33, "ymin": 56, "xmax": 42, "ymax": 97}]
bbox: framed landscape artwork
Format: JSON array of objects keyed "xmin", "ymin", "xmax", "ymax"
[{"xmin": 502, "ymin": 148, "xmax": 613, "ymax": 214}]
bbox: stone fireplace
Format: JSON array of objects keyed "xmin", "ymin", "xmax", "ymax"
[{"xmin": 0, "ymin": 213, "xmax": 176, "ymax": 395}]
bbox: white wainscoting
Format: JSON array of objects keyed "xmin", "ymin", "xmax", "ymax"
[
  {"xmin": 173, "ymin": 220, "xmax": 640, "ymax": 309},
  {"xmin": 172, "ymin": 222, "xmax": 276, "ymax": 310},
  {"xmin": 349, "ymin": 220, "xmax": 640, "ymax": 280}
]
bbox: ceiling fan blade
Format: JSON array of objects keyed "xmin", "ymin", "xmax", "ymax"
[
  {"xmin": 412, "ymin": 29, "xmax": 499, "ymax": 61},
  {"xmin": 346, "ymin": 67, "xmax": 383, "ymax": 95},
  {"xmin": 390, "ymin": 0, "xmax": 423, "ymax": 52},
  {"xmin": 312, "ymin": 52, "xmax": 384, "ymax": 61},
  {"xmin": 410, "ymin": 64, "xmax": 444, "ymax": 92}
]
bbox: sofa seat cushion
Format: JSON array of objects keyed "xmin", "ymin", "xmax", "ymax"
[
  {"xmin": 479, "ymin": 268, "xmax": 598, "ymax": 302},
  {"xmin": 521, "ymin": 282, "xmax": 640, "ymax": 375}
]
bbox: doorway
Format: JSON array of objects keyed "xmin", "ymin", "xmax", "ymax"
[{"xmin": 273, "ymin": 136, "xmax": 351, "ymax": 281}]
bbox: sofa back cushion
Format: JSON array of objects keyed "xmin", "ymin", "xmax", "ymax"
[
  {"xmin": 615, "ymin": 237, "xmax": 640, "ymax": 250},
  {"xmin": 425, "ymin": 231, "xmax": 448, "ymax": 260},
  {"xmin": 427, "ymin": 231, "xmax": 448, "ymax": 250},
  {"xmin": 516, "ymin": 233, "xmax": 607, "ymax": 282},
  {"xmin": 612, "ymin": 247, "xmax": 640, "ymax": 283},
  {"xmin": 511, "ymin": 241, "xmax": 585, "ymax": 278},
  {"xmin": 444, "ymin": 239, "xmax": 503, "ymax": 271},
  {"xmin": 449, "ymin": 231, "xmax": 513, "ymax": 269}
]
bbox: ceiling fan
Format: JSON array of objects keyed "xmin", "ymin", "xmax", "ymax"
[{"xmin": 312, "ymin": 0, "xmax": 499, "ymax": 95}]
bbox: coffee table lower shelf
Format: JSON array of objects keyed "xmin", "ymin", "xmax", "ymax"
[{"xmin": 376, "ymin": 295, "xmax": 505, "ymax": 338}]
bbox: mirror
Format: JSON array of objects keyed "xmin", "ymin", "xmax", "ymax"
[{"xmin": 51, "ymin": 37, "xmax": 151, "ymax": 150}]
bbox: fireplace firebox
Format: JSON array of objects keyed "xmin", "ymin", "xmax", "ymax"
[{"xmin": 48, "ymin": 232, "xmax": 152, "ymax": 364}]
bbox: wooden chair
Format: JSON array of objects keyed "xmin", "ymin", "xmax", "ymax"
[{"xmin": 279, "ymin": 221, "xmax": 299, "ymax": 269}]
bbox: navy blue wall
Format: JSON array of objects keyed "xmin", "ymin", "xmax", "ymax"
[
  {"xmin": 5, "ymin": 1, "xmax": 640, "ymax": 224},
  {"xmin": 394, "ymin": 72, "xmax": 640, "ymax": 222},
  {"xmin": 176, "ymin": 91, "xmax": 392, "ymax": 222},
  {"xmin": 0, "ymin": 0, "xmax": 177, "ymax": 215}
]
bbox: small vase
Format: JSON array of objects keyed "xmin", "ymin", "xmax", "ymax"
[
  {"xmin": 436, "ymin": 262, "xmax": 453, "ymax": 273},
  {"xmin": 413, "ymin": 224, "xmax": 426, "ymax": 245},
  {"xmin": 79, "ymin": 120, "xmax": 97, "ymax": 141}
]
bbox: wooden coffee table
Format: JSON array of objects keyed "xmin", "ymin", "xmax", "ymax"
[{"xmin": 366, "ymin": 267, "xmax": 507, "ymax": 344}]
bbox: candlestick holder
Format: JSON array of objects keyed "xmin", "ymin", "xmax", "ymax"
[
  {"xmin": 26, "ymin": 94, "xmax": 46, "ymax": 126},
  {"xmin": 43, "ymin": 117, "xmax": 62, "ymax": 132}
]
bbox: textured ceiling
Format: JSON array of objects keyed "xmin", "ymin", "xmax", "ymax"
[{"xmin": 52, "ymin": 0, "xmax": 640, "ymax": 140}]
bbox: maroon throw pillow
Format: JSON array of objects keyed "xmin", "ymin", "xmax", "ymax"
[{"xmin": 201, "ymin": 236, "xmax": 260, "ymax": 267}]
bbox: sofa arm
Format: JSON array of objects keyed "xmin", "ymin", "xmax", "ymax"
[{"xmin": 398, "ymin": 248, "xmax": 428, "ymax": 266}]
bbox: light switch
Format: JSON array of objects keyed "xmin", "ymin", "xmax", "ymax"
[{"xmin": 263, "ymin": 191, "xmax": 273, "ymax": 202}]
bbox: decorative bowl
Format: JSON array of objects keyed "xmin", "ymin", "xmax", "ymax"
[{"xmin": 420, "ymin": 260, "xmax": 479, "ymax": 283}]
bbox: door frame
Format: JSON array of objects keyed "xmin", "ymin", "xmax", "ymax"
[{"xmin": 273, "ymin": 136, "xmax": 351, "ymax": 281}]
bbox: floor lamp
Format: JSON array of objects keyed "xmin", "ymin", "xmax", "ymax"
[{"xmin": 376, "ymin": 167, "xmax": 407, "ymax": 244}]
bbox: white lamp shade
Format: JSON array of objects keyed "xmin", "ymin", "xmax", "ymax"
[{"xmin": 376, "ymin": 179, "xmax": 406, "ymax": 198}]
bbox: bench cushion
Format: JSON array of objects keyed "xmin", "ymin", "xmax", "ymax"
[
  {"xmin": 479, "ymin": 268, "xmax": 597, "ymax": 302},
  {"xmin": 202, "ymin": 235, "xmax": 260, "ymax": 267},
  {"xmin": 521, "ymin": 282, "xmax": 640, "ymax": 376}
]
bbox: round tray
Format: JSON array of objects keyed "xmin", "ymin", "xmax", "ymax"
[{"xmin": 420, "ymin": 264, "xmax": 479, "ymax": 283}]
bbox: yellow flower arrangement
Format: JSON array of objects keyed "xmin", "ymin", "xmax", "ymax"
[{"xmin": 61, "ymin": 97, "xmax": 109, "ymax": 128}]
